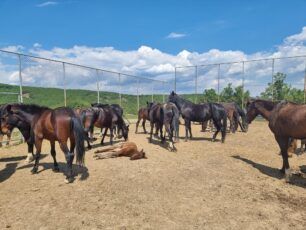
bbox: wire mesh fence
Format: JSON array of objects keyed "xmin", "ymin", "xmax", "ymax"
[
  {"xmin": 175, "ymin": 55, "xmax": 306, "ymax": 107},
  {"xmin": 0, "ymin": 49, "xmax": 169, "ymax": 121}
]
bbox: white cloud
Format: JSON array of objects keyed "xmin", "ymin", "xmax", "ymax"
[
  {"xmin": 0, "ymin": 27, "xmax": 306, "ymax": 96},
  {"xmin": 166, "ymin": 32, "xmax": 187, "ymax": 39},
  {"xmin": 36, "ymin": 1, "xmax": 58, "ymax": 7}
]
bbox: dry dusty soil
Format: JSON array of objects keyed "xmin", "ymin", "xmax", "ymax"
[{"xmin": 0, "ymin": 121, "xmax": 306, "ymax": 230}]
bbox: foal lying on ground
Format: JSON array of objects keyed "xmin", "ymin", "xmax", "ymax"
[{"xmin": 93, "ymin": 142, "xmax": 146, "ymax": 160}]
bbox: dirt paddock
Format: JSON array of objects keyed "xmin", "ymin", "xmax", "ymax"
[{"xmin": 0, "ymin": 121, "xmax": 306, "ymax": 229}]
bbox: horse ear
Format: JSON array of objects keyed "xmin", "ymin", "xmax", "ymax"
[
  {"xmin": 6, "ymin": 104, "xmax": 12, "ymax": 113},
  {"xmin": 171, "ymin": 91, "xmax": 175, "ymax": 96}
]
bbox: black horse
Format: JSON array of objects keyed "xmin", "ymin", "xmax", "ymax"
[{"xmin": 168, "ymin": 91, "xmax": 227, "ymax": 143}]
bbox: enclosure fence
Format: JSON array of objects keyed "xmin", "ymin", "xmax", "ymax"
[
  {"xmin": 0, "ymin": 49, "xmax": 171, "ymax": 119},
  {"xmin": 174, "ymin": 55, "xmax": 306, "ymax": 107}
]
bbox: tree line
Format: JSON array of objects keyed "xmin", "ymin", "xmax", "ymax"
[{"xmin": 198, "ymin": 72, "xmax": 304, "ymax": 105}]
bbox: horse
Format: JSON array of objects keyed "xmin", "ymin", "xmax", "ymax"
[
  {"xmin": 168, "ymin": 91, "xmax": 227, "ymax": 143},
  {"xmin": 135, "ymin": 107, "xmax": 149, "ymax": 133},
  {"xmin": 0, "ymin": 104, "xmax": 35, "ymax": 162},
  {"xmin": 93, "ymin": 142, "xmax": 146, "ymax": 160},
  {"xmin": 0, "ymin": 104, "xmax": 85, "ymax": 183},
  {"xmin": 147, "ymin": 102, "xmax": 179, "ymax": 150},
  {"xmin": 91, "ymin": 103, "xmax": 124, "ymax": 138},
  {"xmin": 246, "ymin": 99, "xmax": 306, "ymax": 182},
  {"xmin": 233, "ymin": 103, "xmax": 248, "ymax": 132},
  {"xmin": 221, "ymin": 103, "xmax": 239, "ymax": 133},
  {"xmin": 82, "ymin": 107, "xmax": 129, "ymax": 146}
]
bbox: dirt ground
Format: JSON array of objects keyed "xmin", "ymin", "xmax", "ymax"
[{"xmin": 0, "ymin": 121, "xmax": 306, "ymax": 230}]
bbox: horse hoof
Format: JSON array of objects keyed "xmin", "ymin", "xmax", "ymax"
[
  {"xmin": 53, "ymin": 167, "xmax": 60, "ymax": 173},
  {"xmin": 64, "ymin": 177, "xmax": 73, "ymax": 184},
  {"xmin": 31, "ymin": 168, "xmax": 38, "ymax": 174},
  {"xmin": 25, "ymin": 155, "xmax": 34, "ymax": 163},
  {"xmin": 279, "ymin": 168, "xmax": 285, "ymax": 174}
]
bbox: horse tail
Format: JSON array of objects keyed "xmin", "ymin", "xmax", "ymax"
[
  {"xmin": 71, "ymin": 117, "xmax": 85, "ymax": 166},
  {"xmin": 221, "ymin": 109, "xmax": 227, "ymax": 139}
]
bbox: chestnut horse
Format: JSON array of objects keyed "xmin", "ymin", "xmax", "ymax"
[
  {"xmin": 0, "ymin": 104, "xmax": 85, "ymax": 183},
  {"xmin": 246, "ymin": 99, "xmax": 306, "ymax": 182},
  {"xmin": 135, "ymin": 107, "xmax": 149, "ymax": 134},
  {"xmin": 93, "ymin": 142, "xmax": 146, "ymax": 160}
]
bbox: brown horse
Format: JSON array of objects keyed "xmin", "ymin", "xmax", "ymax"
[
  {"xmin": 221, "ymin": 103, "xmax": 239, "ymax": 133},
  {"xmin": 135, "ymin": 107, "xmax": 149, "ymax": 133},
  {"xmin": 0, "ymin": 104, "xmax": 85, "ymax": 183},
  {"xmin": 246, "ymin": 99, "xmax": 306, "ymax": 182},
  {"xmin": 93, "ymin": 142, "xmax": 146, "ymax": 160}
]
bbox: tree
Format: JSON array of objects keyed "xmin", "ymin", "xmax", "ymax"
[
  {"xmin": 202, "ymin": 88, "xmax": 218, "ymax": 102},
  {"xmin": 233, "ymin": 85, "xmax": 250, "ymax": 107},
  {"xmin": 260, "ymin": 72, "xmax": 291, "ymax": 100},
  {"xmin": 220, "ymin": 83, "xmax": 234, "ymax": 102}
]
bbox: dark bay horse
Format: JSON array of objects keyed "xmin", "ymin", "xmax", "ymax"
[
  {"xmin": 82, "ymin": 107, "xmax": 129, "ymax": 146},
  {"xmin": 147, "ymin": 102, "xmax": 179, "ymax": 150},
  {"xmin": 221, "ymin": 102, "xmax": 239, "ymax": 133},
  {"xmin": 0, "ymin": 104, "xmax": 85, "ymax": 183},
  {"xmin": 246, "ymin": 99, "xmax": 306, "ymax": 181},
  {"xmin": 168, "ymin": 91, "xmax": 227, "ymax": 143},
  {"xmin": 91, "ymin": 103, "xmax": 124, "ymax": 138}
]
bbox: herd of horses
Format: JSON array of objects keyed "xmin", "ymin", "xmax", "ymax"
[{"xmin": 0, "ymin": 91, "xmax": 304, "ymax": 183}]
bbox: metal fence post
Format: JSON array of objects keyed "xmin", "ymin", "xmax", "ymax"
[
  {"xmin": 96, "ymin": 69, "xmax": 100, "ymax": 103},
  {"xmin": 137, "ymin": 79, "xmax": 140, "ymax": 111},
  {"xmin": 241, "ymin": 61, "xmax": 245, "ymax": 108},
  {"xmin": 174, "ymin": 67, "xmax": 177, "ymax": 92},
  {"xmin": 195, "ymin": 65, "xmax": 198, "ymax": 103},
  {"xmin": 304, "ymin": 60, "xmax": 306, "ymax": 104},
  {"xmin": 118, "ymin": 73, "xmax": 122, "ymax": 107},
  {"xmin": 271, "ymin": 59, "xmax": 275, "ymax": 102},
  {"xmin": 217, "ymin": 64, "xmax": 220, "ymax": 103},
  {"xmin": 163, "ymin": 82, "xmax": 165, "ymax": 103},
  {"xmin": 151, "ymin": 84, "xmax": 154, "ymax": 102},
  {"xmin": 62, "ymin": 62, "xmax": 67, "ymax": 106},
  {"xmin": 18, "ymin": 54, "xmax": 23, "ymax": 103}
]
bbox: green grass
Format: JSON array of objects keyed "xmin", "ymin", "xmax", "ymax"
[{"xmin": 0, "ymin": 83, "xmax": 166, "ymax": 117}]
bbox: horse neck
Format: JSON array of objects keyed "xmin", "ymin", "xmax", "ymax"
[
  {"xmin": 174, "ymin": 96, "xmax": 192, "ymax": 110},
  {"xmin": 256, "ymin": 101, "xmax": 275, "ymax": 120}
]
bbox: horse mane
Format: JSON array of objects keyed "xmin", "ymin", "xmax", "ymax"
[{"xmin": 11, "ymin": 103, "xmax": 50, "ymax": 114}]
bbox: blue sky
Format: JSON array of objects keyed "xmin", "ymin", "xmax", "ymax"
[
  {"xmin": 0, "ymin": 0, "xmax": 305, "ymax": 54},
  {"xmin": 0, "ymin": 0, "xmax": 306, "ymax": 96}
]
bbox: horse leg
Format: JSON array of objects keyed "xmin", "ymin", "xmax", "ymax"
[
  {"xmin": 50, "ymin": 140, "xmax": 59, "ymax": 172},
  {"xmin": 6, "ymin": 132, "xmax": 11, "ymax": 146},
  {"xmin": 0, "ymin": 134, "xmax": 3, "ymax": 147},
  {"xmin": 101, "ymin": 128, "xmax": 108, "ymax": 145},
  {"xmin": 184, "ymin": 119, "xmax": 189, "ymax": 141},
  {"xmin": 31, "ymin": 137, "xmax": 43, "ymax": 174},
  {"xmin": 85, "ymin": 132, "xmax": 92, "ymax": 150},
  {"xmin": 160, "ymin": 123, "xmax": 165, "ymax": 143},
  {"xmin": 110, "ymin": 126, "xmax": 114, "ymax": 145},
  {"xmin": 212, "ymin": 120, "xmax": 221, "ymax": 142},
  {"xmin": 59, "ymin": 140, "xmax": 74, "ymax": 183},
  {"xmin": 149, "ymin": 122, "xmax": 154, "ymax": 143},
  {"xmin": 275, "ymin": 135, "xmax": 291, "ymax": 182},
  {"xmin": 143, "ymin": 119, "xmax": 147, "ymax": 134},
  {"xmin": 25, "ymin": 142, "xmax": 35, "ymax": 163},
  {"xmin": 187, "ymin": 120, "xmax": 192, "ymax": 139},
  {"xmin": 135, "ymin": 118, "xmax": 140, "ymax": 133}
]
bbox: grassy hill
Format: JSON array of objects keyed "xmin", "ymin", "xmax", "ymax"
[{"xmin": 0, "ymin": 83, "xmax": 166, "ymax": 117}]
